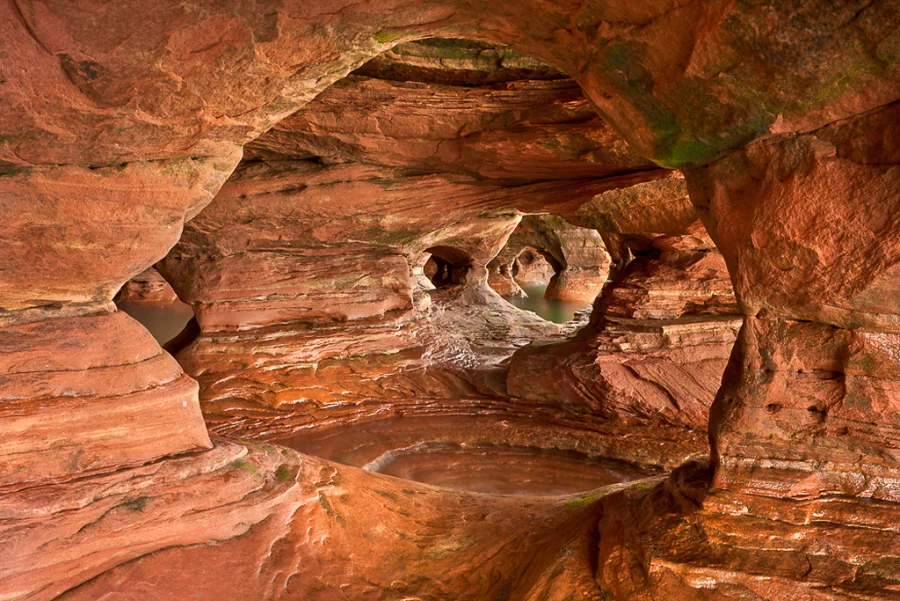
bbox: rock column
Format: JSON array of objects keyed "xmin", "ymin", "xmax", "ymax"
[{"xmin": 684, "ymin": 104, "xmax": 900, "ymax": 586}]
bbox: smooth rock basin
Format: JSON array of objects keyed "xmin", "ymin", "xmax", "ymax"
[{"xmin": 273, "ymin": 415, "xmax": 659, "ymax": 496}]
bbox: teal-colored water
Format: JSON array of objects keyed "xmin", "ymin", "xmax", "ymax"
[{"xmin": 505, "ymin": 284, "xmax": 588, "ymax": 324}]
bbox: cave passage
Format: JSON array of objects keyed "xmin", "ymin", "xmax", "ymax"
[
  {"xmin": 4, "ymin": 8, "xmax": 898, "ymax": 600},
  {"xmin": 424, "ymin": 245, "xmax": 473, "ymax": 288},
  {"xmin": 113, "ymin": 267, "xmax": 196, "ymax": 345}
]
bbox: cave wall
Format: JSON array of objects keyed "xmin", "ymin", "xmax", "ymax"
[
  {"xmin": 155, "ymin": 42, "xmax": 664, "ymax": 441},
  {"xmin": 505, "ymin": 177, "xmax": 741, "ymax": 464},
  {"xmin": 2, "ymin": 1, "xmax": 899, "ymax": 599}
]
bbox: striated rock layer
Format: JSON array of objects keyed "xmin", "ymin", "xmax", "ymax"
[
  {"xmin": 1, "ymin": 2, "xmax": 899, "ymax": 599},
  {"xmin": 157, "ymin": 45, "xmax": 675, "ymax": 452},
  {"xmin": 628, "ymin": 102, "xmax": 900, "ymax": 599},
  {"xmin": 3, "ymin": 439, "xmax": 631, "ymax": 601},
  {"xmin": 507, "ymin": 179, "xmax": 742, "ymax": 461}
]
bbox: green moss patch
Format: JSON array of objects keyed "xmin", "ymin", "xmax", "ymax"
[{"xmin": 232, "ymin": 460, "xmax": 261, "ymax": 476}]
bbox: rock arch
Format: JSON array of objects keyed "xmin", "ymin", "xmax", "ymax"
[{"xmin": 2, "ymin": 3, "xmax": 899, "ymax": 599}]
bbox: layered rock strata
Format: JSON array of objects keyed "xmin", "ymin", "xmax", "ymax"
[
  {"xmin": 638, "ymin": 102, "xmax": 900, "ymax": 599},
  {"xmin": 157, "ymin": 43, "xmax": 666, "ymax": 444},
  {"xmin": 0, "ymin": 152, "xmax": 239, "ymax": 490},
  {"xmin": 507, "ymin": 181, "xmax": 742, "ymax": 460},
  {"xmin": 1, "ymin": 1, "xmax": 899, "ymax": 600},
  {"xmin": 3, "ymin": 439, "xmax": 629, "ymax": 601}
]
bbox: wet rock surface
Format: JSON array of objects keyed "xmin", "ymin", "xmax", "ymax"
[
  {"xmin": 2, "ymin": 3, "xmax": 899, "ymax": 600},
  {"xmin": 276, "ymin": 415, "xmax": 660, "ymax": 495}
]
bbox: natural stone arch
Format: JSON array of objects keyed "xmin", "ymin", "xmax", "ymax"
[
  {"xmin": 2, "ymin": 3, "xmax": 900, "ymax": 601},
  {"xmin": 512, "ymin": 246, "xmax": 558, "ymax": 285},
  {"xmin": 154, "ymin": 38, "xmax": 651, "ymax": 442},
  {"xmin": 3, "ymin": 1, "xmax": 896, "ymax": 170},
  {"xmin": 424, "ymin": 245, "xmax": 475, "ymax": 288},
  {"xmin": 489, "ymin": 214, "xmax": 613, "ymax": 306}
]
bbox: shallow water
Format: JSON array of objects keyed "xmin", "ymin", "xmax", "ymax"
[
  {"xmin": 275, "ymin": 415, "xmax": 656, "ymax": 496},
  {"xmin": 505, "ymin": 284, "xmax": 588, "ymax": 323},
  {"xmin": 368, "ymin": 443, "xmax": 649, "ymax": 495},
  {"xmin": 117, "ymin": 301, "xmax": 195, "ymax": 345}
]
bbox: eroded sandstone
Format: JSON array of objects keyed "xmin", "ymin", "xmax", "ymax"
[{"xmin": 2, "ymin": 2, "xmax": 899, "ymax": 600}]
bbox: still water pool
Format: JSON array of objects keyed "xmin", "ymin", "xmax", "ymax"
[
  {"xmin": 117, "ymin": 301, "xmax": 195, "ymax": 345},
  {"xmin": 275, "ymin": 415, "xmax": 658, "ymax": 496},
  {"xmin": 505, "ymin": 284, "xmax": 589, "ymax": 323}
]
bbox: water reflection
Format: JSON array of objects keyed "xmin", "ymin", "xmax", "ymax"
[
  {"xmin": 505, "ymin": 284, "xmax": 589, "ymax": 323},
  {"xmin": 275, "ymin": 415, "xmax": 659, "ymax": 496},
  {"xmin": 117, "ymin": 301, "xmax": 195, "ymax": 345}
]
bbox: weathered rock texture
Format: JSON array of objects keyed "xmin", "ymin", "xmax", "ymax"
[
  {"xmin": 2, "ymin": 1, "xmax": 899, "ymax": 599},
  {"xmin": 4, "ymin": 439, "xmax": 629, "ymax": 601},
  {"xmin": 113, "ymin": 267, "xmax": 178, "ymax": 304},
  {"xmin": 507, "ymin": 182, "xmax": 742, "ymax": 470},
  {"xmin": 0, "ymin": 151, "xmax": 237, "ymax": 491},
  {"xmin": 644, "ymin": 102, "xmax": 900, "ymax": 599},
  {"xmin": 488, "ymin": 214, "xmax": 611, "ymax": 304},
  {"xmin": 157, "ymin": 43, "xmax": 663, "ymax": 443}
]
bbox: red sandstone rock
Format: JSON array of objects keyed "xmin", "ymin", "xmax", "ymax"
[
  {"xmin": 249, "ymin": 74, "xmax": 652, "ymax": 181},
  {"xmin": 154, "ymin": 53, "xmax": 659, "ymax": 443},
  {"xmin": 2, "ymin": 438, "xmax": 634, "ymax": 601},
  {"xmin": 507, "ymin": 219, "xmax": 741, "ymax": 463},
  {"xmin": 1, "ymin": 4, "xmax": 899, "ymax": 600},
  {"xmin": 0, "ymin": 152, "xmax": 239, "ymax": 313},
  {"xmin": 1, "ymin": 1, "xmax": 896, "ymax": 169},
  {"xmin": 0, "ymin": 310, "xmax": 210, "ymax": 491},
  {"xmin": 113, "ymin": 267, "xmax": 178, "ymax": 304},
  {"xmin": 511, "ymin": 248, "xmax": 555, "ymax": 286},
  {"xmin": 593, "ymin": 99, "xmax": 900, "ymax": 601}
]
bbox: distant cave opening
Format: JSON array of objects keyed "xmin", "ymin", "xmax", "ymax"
[
  {"xmin": 512, "ymin": 247, "xmax": 558, "ymax": 286},
  {"xmin": 489, "ymin": 215, "xmax": 610, "ymax": 324},
  {"xmin": 133, "ymin": 34, "xmax": 664, "ymax": 502},
  {"xmin": 424, "ymin": 246, "xmax": 473, "ymax": 288},
  {"xmin": 113, "ymin": 267, "xmax": 196, "ymax": 348}
]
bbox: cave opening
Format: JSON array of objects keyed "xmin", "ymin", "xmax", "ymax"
[
  {"xmin": 108, "ymin": 35, "xmax": 734, "ymax": 503},
  {"xmin": 424, "ymin": 245, "xmax": 473, "ymax": 288},
  {"xmin": 113, "ymin": 266, "xmax": 195, "ymax": 346},
  {"xmin": 130, "ymin": 36, "xmax": 696, "ymax": 502},
  {"xmin": 489, "ymin": 213, "xmax": 611, "ymax": 323}
]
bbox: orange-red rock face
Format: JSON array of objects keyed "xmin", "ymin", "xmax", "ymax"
[
  {"xmin": 0, "ymin": 153, "xmax": 236, "ymax": 493},
  {"xmin": 2, "ymin": 2, "xmax": 900, "ymax": 600},
  {"xmin": 156, "ymin": 159, "xmax": 571, "ymax": 439},
  {"xmin": 590, "ymin": 101, "xmax": 900, "ymax": 600},
  {"xmin": 2, "ymin": 1, "xmax": 896, "ymax": 170},
  {"xmin": 113, "ymin": 268, "xmax": 178, "ymax": 304},
  {"xmin": 0, "ymin": 310, "xmax": 211, "ymax": 490},
  {"xmin": 154, "ymin": 47, "xmax": 667, "ymax": 444},
  {"xmin": 506, "ymin": 184, "xmax": 741, "ymax": 464}
]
